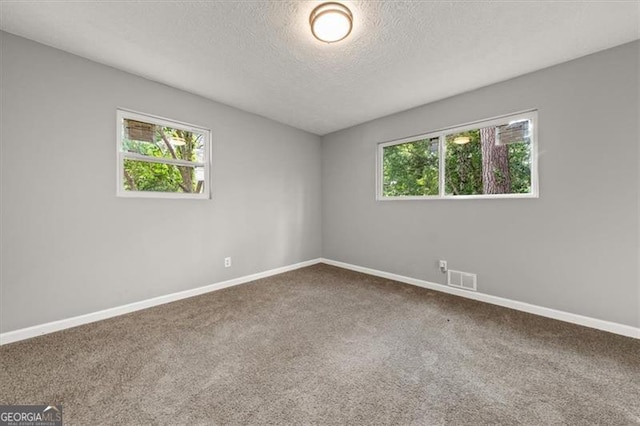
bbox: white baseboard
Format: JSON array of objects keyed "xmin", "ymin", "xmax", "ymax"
[
  {"xmin": 0, "ymin": 258, "xmax": 322, "ymax": 345},
  {"xmin": 3, "ymin": 257, "xmax": 637, "ymax": 344},
  {"xmin": 320, "ymin": 258, "xmax": 640, "ymax": 339}
]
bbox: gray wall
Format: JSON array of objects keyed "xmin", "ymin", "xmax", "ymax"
[
  {"xmin": 322, "ymin": 41, "xmax": 639, "ymax": 328},
  {"xmin": 0, "ymin": 32, "xmax": 322, "ymax": 333},
  {"xmin": 2, "ymin": 32, "xmax": 638, "ymax": 334}
]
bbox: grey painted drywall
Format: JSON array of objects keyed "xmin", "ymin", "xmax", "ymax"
[
  {"xmin": 0, "ymin": 32, "xmax": 322, "ymax": 333},
  {"xmin": 322, "ymin": 41, "xmax": 640, "ymax": 328},
  {"xmin": 637, "ymin": 40, "xmax": 640, "ymax": 332}
]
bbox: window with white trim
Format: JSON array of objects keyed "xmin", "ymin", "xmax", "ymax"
[
  {"xmin": 117, "ymin": 109, "xmax": 211, "ymax": 199},
  {"xmin": 378, "ymin": 110, "xmax": 538, "ymax": 200}
]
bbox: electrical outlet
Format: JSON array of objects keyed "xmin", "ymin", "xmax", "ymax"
[
  {"xmin": 224, "ymin": 257, "xmax": 232, "ymax": 268},
  {"xmin": 439, "ymin": 260, "xmax": 447, "ymax": 273}
]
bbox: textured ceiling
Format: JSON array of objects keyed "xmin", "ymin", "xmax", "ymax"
[{"xmin": 1, "ymin": 1, "xmax": 638, "ymax": 135}]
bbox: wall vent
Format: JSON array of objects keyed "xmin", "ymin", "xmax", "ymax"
[{"xmin": 447, "ymin": 269, "xmax": 477, "ymax": 291}]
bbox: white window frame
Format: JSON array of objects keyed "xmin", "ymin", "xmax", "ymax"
[
  {"xmin": 376, "ymin": 110, "xmax": 539, "ymax": 201},
  {"xmin": 116, "ymin": 109, "xmax": 212, "ymax": 199}
]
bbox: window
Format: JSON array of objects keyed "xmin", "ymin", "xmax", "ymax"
[
  {"xmin": 116, "ymin": 109, "xmax": 211, "ymax": 199},
  {"xmin": 378, "ymin": 110, "xmax": 538, "ymax": 200}
]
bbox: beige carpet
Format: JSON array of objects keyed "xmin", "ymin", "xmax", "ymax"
[{"xmin": 1, "ymin": 264, "xmax": 639, "ymax": 425}]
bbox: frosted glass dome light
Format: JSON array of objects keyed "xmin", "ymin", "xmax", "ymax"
[
  {"xmin": 310, "ymin": 3, "xmax": 353, "ymax": 43},
  {"xmin": 453, "ymin": 136, "xmax": 471, "ymax": 145}
]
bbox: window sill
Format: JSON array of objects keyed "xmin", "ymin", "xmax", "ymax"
[
  {"xmin": 377, "ymin": 192, "xmax": 539, "ymax": 201},
  {"xmin": 117, "ymin": 190, "xmax": 211, "ymax": 200}
]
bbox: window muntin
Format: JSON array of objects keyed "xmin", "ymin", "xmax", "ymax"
[
  {"xmin": 117, "ymin": 110, "xmax": 211, "ymax": 199},
  {"xmin": 378, "ymin": 111, "xmax": 537, "ymax": 200}
]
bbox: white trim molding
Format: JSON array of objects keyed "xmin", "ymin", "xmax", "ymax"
[
  {"xmin": 320, "ymin": 258, "xmax": 639, "ymax": 339},
  {"xmin": 3, "ymin": 257, "xmax": 637, "ymax": 345},
  {"xmin": 0, "ymin": 259, "xmax": 322, "ymax": 345}
]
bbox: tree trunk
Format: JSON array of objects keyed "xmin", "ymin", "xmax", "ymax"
[
  {"xmin": 123, "ymin": 170, "xmax": 137, "ymax": 191},
  {"xmin": 178, "ymin": 131, "xmax": 193, "ymax": 192},
  {"xmin": 161, "ymin": 129, "xmax": 194, "ymax": 193},
  {"xmin": 480, "ymin": 127, "xmax": 511, "ymax": 194}
]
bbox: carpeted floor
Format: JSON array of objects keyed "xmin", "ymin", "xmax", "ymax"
[{"xmin": 1, "ymin": 264, "xmax": 639, "ymax": 425}]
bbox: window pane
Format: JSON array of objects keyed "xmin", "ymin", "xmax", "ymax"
[
  {"xmin": 445, "ymin": 120, "xmax": 532, "ymax": 196},
  {"xmin": 123, "ymin": 159, "xmax": 205, "ymax": 194},
  {"xmin": 382, "ymin": 137, "xmax": 439, "ymax": 196},
  {"xmin": 122, "ymin": 118, "xmax": 205, "ymax": 164}
]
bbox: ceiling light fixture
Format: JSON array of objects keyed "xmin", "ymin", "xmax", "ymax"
[
  {"xmin": 170, "ymin": 137, "xmax": 186, "ymax": 146},
  {"xmin": 310, "ymin": 2, "xmax": 353, "ymax": 43},
  {"xmin": 453, "ymin": 136, "xmax": 471, "ymax": 145}
]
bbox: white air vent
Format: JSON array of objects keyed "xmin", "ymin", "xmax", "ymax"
[{"xmin": 447, "ymin": 269, "xmax": 477, "ymax": 291}]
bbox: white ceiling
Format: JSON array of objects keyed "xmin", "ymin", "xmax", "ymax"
[{"xmin": 1, "ymin": 1, "xmax": 638, "ymax": 135}]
